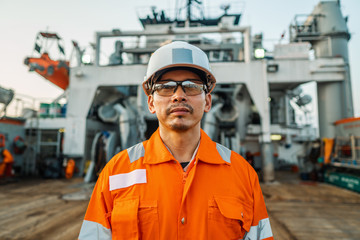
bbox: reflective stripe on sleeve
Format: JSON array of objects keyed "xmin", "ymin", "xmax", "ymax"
[
  {"xmin": 109, "ymin": 169, "xmax": 147, "ymax": 191},
  {"xmin": 78, "ymin": 220, "xmax": 112, "ymax": 240},
  {"xmin": 216, "ymin": 143, "xmax": 231, "ymax": 163},
  {"xmin": 244, "ymin": 218, "xmax": 273, "ymax": 240}
]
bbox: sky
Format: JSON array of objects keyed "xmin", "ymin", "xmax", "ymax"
[{"xmin": 0, "ymin": 0, "xmax": 359, "ymax": 117}]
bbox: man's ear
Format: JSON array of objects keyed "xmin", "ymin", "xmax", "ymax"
[
  {"xmin": 204, "ymin": 93, "xmax": 212, "ymax": 113},
  {"xmin": 148, "ymin": 95, "xmax": 156, "ymax": 114}
]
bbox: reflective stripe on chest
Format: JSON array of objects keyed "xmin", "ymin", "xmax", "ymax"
[{"xmin": 109, "ymin": 169, "xmax": 147, "ymax": 191}]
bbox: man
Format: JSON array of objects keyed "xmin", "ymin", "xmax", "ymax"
[
  {"xmin": 0, "ymin": 149, "xmax": 14, "ymax": 177},
  {"xmin": 0, "ymin": 139, "xmax": 14, "ymax": 178},
  {"xmin": 79, "ymin": 41, "xmax": 273, "ymax": 240}
]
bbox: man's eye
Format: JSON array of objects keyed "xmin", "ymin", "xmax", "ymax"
[
  {"xmin": 189, "ymin": 80, "xmax": 203, "ymax": 85},
  {"xmin": 162, "ymin": 84, "xmax": 175, "ymax": 89}
]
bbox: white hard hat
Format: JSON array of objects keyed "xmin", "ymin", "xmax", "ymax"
[{"xmin": 142, "ymin": 41, "xmax": 216, "ymax": 96}]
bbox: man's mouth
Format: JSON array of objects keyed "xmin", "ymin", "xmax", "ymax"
[
  {"xmin": 167, "ymin": 104, "xmax": 194, "ymax": 115},
  {"xmin": 170, "ymin": 107, "xmax": 189, "ymax": 113}
]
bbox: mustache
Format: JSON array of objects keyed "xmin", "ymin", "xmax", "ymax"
[{"xmin": 166, "ymin": 103, "xmax": 194, "ymax": 115}]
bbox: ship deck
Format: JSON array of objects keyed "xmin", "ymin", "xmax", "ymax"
[
  {"xmin": 263, "ymin": 171, "xmax": 360, "ymax": 239},
  {"xmin": 0, "ymin": 171, "xmax": 359, "ymax": 240}
]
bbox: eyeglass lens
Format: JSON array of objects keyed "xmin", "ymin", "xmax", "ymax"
[{"xmin": 153, "ymin": 80, "xmax": 205, "ymax": 96}]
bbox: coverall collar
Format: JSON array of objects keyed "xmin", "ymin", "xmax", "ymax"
[
  {"xmin": 143, "ymin": 128, "xmax": 230, "ymax": 166},
  {"xmin": 197, "ymin": 129, "xmax": 231, "ymax": 165}
]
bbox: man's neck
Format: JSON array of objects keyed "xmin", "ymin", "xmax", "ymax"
[{"xmin": 159, "ymin": 126, "xmax": 201, "ymax": 163}]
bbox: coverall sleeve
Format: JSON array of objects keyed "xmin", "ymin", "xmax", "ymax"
[
  {"xmin": 78, "ymin": 167, "xmax": 113, "ymax": 240},
  {"xmin": 244, "ymin": 172, "xmax": 273, "ymax": 240},
  {"xmin": 3, "ymin": 149, "xmax": 14, "ymax": 163}
]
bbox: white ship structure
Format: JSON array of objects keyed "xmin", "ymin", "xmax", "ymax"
[{"xmin": 1, "ymin": 0, "xmax": 356, "ymax": 184}]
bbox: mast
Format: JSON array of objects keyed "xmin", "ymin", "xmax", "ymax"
[{"xmin": 187, "ymin": 0, "xmax": 192, "ymax": 21}]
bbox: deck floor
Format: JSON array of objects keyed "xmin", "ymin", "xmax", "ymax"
[
  {"xmin": 0, "ymin": 171, "xmax": 359, "ymax": 240},
  {"xmin": 0, "ymin": 178, "xmax": 90, "ymax": 240},
  {"xmin": 263, "ymin": 171, "xmax": 360, "ymax": 240}
]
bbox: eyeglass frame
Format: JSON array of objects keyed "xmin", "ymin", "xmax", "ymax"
[{"xmin": 151, "ymin": 79, "xmax": 208, "ymax": 96}]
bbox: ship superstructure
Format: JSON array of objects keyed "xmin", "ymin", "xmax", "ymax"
[{"xmin": 20, "ymin": 0, "xmax": 353, "ymax": 182}]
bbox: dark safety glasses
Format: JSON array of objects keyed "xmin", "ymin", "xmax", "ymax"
[{"xmin": 152, "ymin": 79, "xmax": 207, "ymax": 96}]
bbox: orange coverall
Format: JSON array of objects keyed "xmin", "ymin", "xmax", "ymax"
[
  {"xmin": 79, "ymin": 129, "xmax": 273, "ymax": 240},
  {"xmin": 0, "ymin": 149, "xmax": 14, "ymax": 177}
]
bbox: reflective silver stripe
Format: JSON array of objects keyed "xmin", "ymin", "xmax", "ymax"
[
  {"xmin": 78, "ymin": 220, "xmax": 112, "ymax": 240},
  {"xmin": 172, "ymin": 48, "xmax": 193, "ymax": 64},
  {"xmin": 244, "ymin": 218, "xmax": 273, "ymax": 240},
  {"xmin": 216, "ymin": 143, "xmax": 231, "ymax": 163},
  {"xmin": 127, "ymin": 142, "xmax": 145, "ymax": 163}
]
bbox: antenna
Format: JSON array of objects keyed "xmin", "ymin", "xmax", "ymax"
[{"xmin": 220, "ymin": 4, "xmax": 230, "ymax": 15}]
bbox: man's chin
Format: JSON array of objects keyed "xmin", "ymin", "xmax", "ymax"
[{"xmin": 169, "ymin": 123, "xmax": 190, "ymax": 131}]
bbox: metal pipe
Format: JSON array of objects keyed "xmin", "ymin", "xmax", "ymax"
[
  {"xmin": 113, "ymin": 103, "xmax": 130, "ymax": 149},
  {"xmin": 96, "ymin": 26, "xmax": 250, "ymax": 38},
  {"xmin": 203, "ymin": 103, "xmax": 223, "ymax": 139},
  {"xmin": 260, "ymin": 61, "xmax": 274, "ymax": 182}
]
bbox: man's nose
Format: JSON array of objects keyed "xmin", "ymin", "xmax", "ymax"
[{"xmin": 171, "ymin": 85, "xmax": 187, "ymax": 102}]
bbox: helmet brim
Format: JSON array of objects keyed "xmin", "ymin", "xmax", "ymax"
[{"xmin": 142, "ymin": 63, "xmax": 216, "ymax": 96}]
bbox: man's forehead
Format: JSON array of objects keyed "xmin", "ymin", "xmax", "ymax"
[{"xmin": 159, "ymin": 69, "xmax": 201, "ymax": 81}]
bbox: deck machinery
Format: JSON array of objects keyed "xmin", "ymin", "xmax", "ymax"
[{"xmin": 24, "ymin": 1, "xmax": 353, "ymax": 182}]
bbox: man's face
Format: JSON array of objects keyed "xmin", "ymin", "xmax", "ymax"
[{"xmin": 148, "ymin": 69, "xmax": 212, "ymax": 132}]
